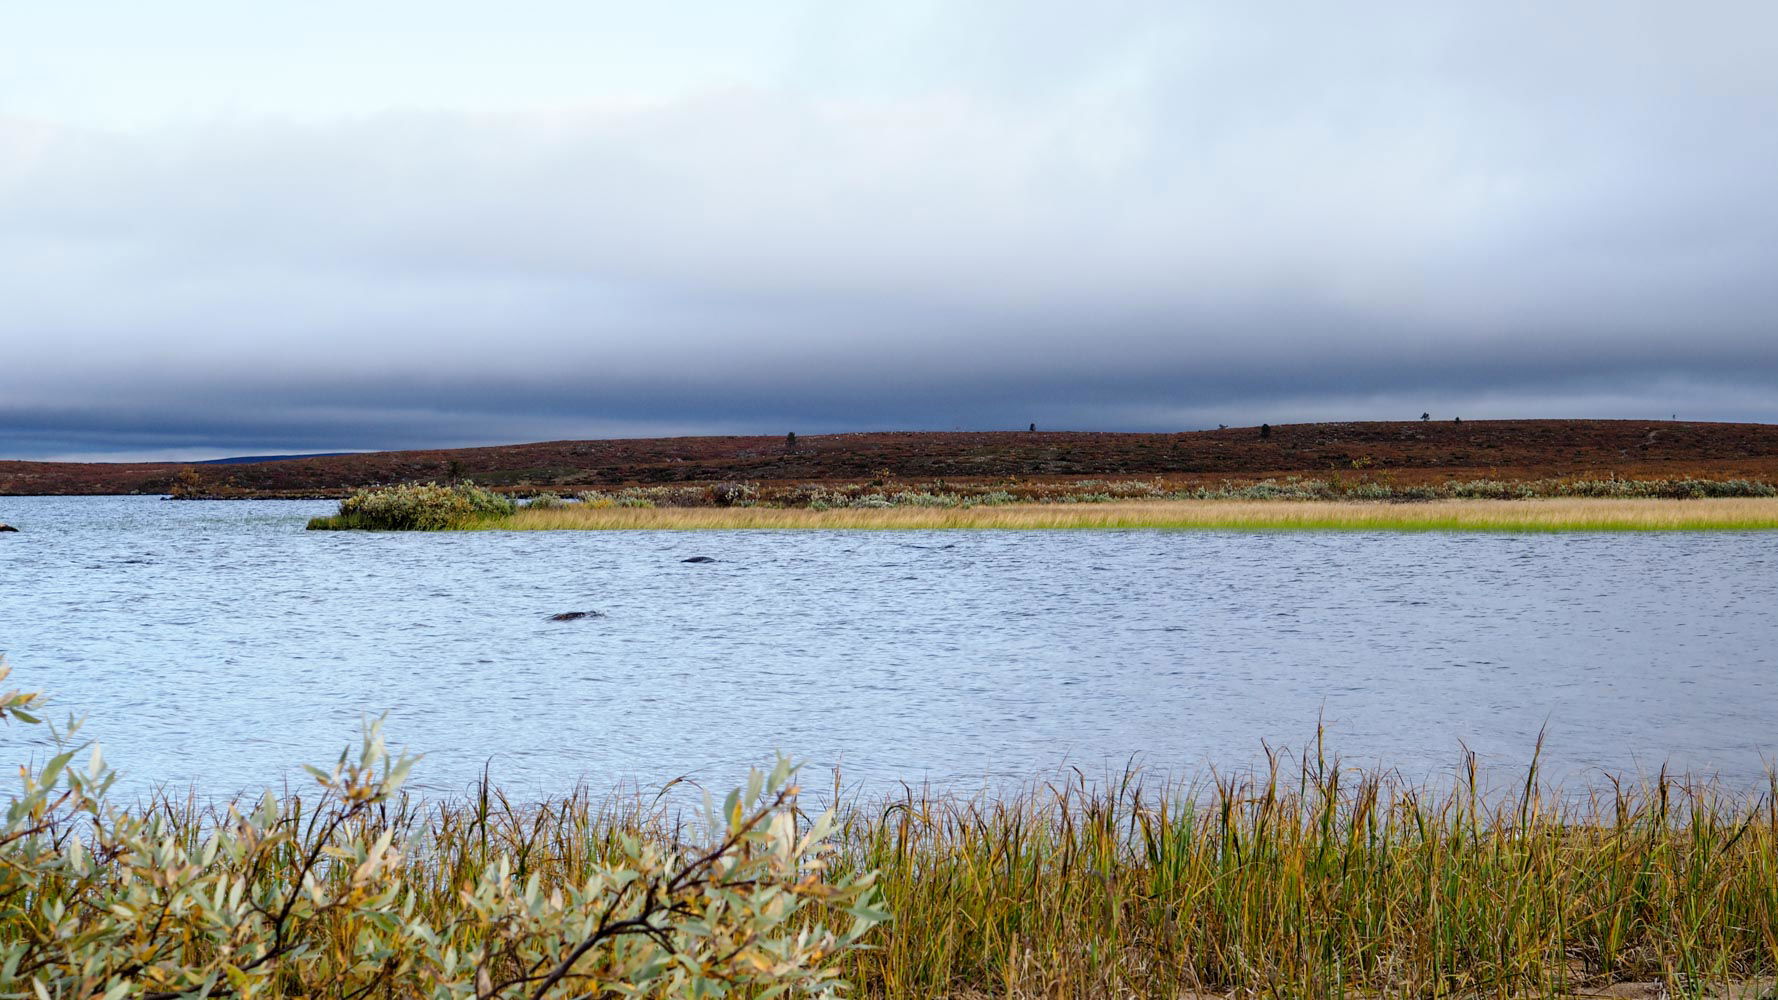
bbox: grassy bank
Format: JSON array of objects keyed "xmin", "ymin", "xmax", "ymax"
[
  {"xmin": 484, "ymin": 497, "xmax": 1778, "ymax": 531},
  {"xmin": 6, "ymin": 692, "xmax": 1776, "ymax": 997},
  {"xmin": 4, "ymin": 657, "xmax": 1775, "ymax": 997},
  {"xmin": 845, "ymin": 754, "xmax": 1778, "ymax": 998}
]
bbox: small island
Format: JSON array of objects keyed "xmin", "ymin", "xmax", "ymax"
[{"xmin": 303, "ymin": 478, "xmax": 1778, "ymax": 532}]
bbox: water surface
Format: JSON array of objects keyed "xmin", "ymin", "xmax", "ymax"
[{"xmin": 2, "ymin": 496, "xmax": 1774, "ymax": 797}]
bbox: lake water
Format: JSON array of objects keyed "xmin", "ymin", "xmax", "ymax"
[{"xmin": 2, "ymin": 496, "xmax": 1775, "ymax": 799}]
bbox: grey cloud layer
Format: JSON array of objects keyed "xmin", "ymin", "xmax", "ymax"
[{"xmin": 3, "ymin": 3, "xmax": 1776, "ymax": 458}]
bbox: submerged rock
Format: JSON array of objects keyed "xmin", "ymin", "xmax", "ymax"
[
  {"xmin": 547, "ymin": 611, "xmax": 603, "ymax": 622},
  {"xmin": 680, "ymin": 556, "xmax": 717, "ymax": 563}
]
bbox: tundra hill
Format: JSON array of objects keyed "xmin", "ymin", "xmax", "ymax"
[{"xmin": 4, "ymin": 420, "xmax": 1778, "ymax": 497}]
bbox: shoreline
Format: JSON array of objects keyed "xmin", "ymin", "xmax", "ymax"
[
  {"xmin": 8, "ymin": 662, "xmax": 1775, "ymax": 999},
  {"xmin": 451, "ymin": 496, "xmax": 1778, "ymax": 532},
  {"xmin": 12, "ymin": 420, "xmax": 1778, "ymax": 498}
]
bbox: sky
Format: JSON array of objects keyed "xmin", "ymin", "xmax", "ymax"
[{"xmin": 3, "ymin": 1, "xmax": 1776, "ymax": 461}]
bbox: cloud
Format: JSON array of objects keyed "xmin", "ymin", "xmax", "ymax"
[{"xmin": 3, "ymin": 3, "xmax": 1777, "ymax": 458}]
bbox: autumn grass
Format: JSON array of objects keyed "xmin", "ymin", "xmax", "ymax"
[
  {"xmin": 112, "ymin": 752, "xmax": 1777, "ymax": 999},
  {"xmin": 830, "ymin": 752, "xmax": 1778, "ymax": 999},
  {"xmin": 486, "ymin": 497, "xmax": 1778, "ymax": 532},
  {"xmin": 9, "ymin": 672, "xmax": 1776, "ymax": 999}
]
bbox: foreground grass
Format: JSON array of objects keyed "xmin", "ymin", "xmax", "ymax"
[
  {"xmin": 839, "ymin": 757, "xmax": 1778, "ymax": 998},
  {"xmin": 482, "ymin": 497, "xmax": 1778, "ymax": 532},
  {"xmin": 4, "ymin": 653, "xmax": 1773, "ymax": 998},
  {"xmin": 23, "ymin": 753, "xmax": 1776, "ymax": 998}
]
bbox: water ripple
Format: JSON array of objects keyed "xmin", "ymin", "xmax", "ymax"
[{"xmin": 0, "ymin": 496, "xmax": 1774, "ymax": 798}]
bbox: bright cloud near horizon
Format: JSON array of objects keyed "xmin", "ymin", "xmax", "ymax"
[{"xmin": 3, "ymin": 1, "xmax": 1776, "ymax": 460}]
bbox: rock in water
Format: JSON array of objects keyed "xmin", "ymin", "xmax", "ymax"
[
  {"xmin": 0, "ymin": 524, "xmax": 17, "ymax": 532},
  {"xmin": 681, "ymin": 556, "xmax": 717, "ymax": 563},
  {"xmin": 548, "ymin": 611, "xmax": 603, "ymax": 622}
]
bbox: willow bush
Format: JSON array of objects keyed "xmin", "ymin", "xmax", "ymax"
[
  {"xmin": 0, "ymin": 662, "xmax": 886, "ymax": 998},
  {"xmin": 307, "ymin": 482, "xmax": 517, "ymax": 530}
]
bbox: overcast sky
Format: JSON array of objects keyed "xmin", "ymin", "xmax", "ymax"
[{"xmin": 4, "ymin": 2, "xmax": 1776, "ymax": 460}]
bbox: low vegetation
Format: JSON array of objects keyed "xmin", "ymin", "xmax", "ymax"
[
  {"xmin": 845, "ymin": 744, "xmax": 1778, "ymax": 998},
  {"xmin": 0, "ymin": 660, "xmax": 884, "ymax": 998},
  {"xmin": 3, "ymin": 661, "xmax": 1774, "ymax": 997},
  {"xmin": 307, "ymin": 480, "xmax": 1778, "ymax": 532},
  {"xmin": 493, "ymin": 497, "xmax": 1778, "ymax": 531},
  {"xmin": 551, "ymin": 476, "xmax": 1778, "ymax": 508},
  {"xmin": 305, "ymin": 482, "xmax": 515, "ymax": 530},
  {"xmin": 14, "ymin": 421, "xmax": 1778, "ymax": 498}
]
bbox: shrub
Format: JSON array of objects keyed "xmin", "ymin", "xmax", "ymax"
[
  {"xmin": 309, "ymin": 482, "xmax": 515, "ymax": 530},
  {"xmin": 524, "ymin": 492, "xmax": 571, "ymax": 510},
  {"xmin": 887, "ymin": 491, "xmax": 962, "ymax": 508},
  {"xmin": 0, "ymin": 660, "xmax": 886, "ymax": 998},
  {"xmin": 1191, "ymin": 478, "xmax": 1337, "ymax": 501},
  {"xmin": 1553, "ymin": 478, "xmax": 1778, "ymax": 500},
  {"xmin": 710, "ymin": 482, "xmax": 757, "ymax": 507},
  {"xmin": 1445, "ymin": 479, "xmax": 1538, "ymax": 500},
  {"xmin": 1343, "ymin": 482, "xmax": 1395, "ymax": 501}
]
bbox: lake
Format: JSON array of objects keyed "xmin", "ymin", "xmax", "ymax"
[{"xmin": 2, "ymin": 496, "xmax": 1774, "ymax": 798}]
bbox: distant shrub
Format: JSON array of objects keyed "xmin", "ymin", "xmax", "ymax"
[
  {"xmin": 1343, "ymin": 482, "xmax": 1395, "ymax": 501},
  {"xmin": 1445, "ymin": 479, "xmax": 1538, "ymax": 500},
  {"xmin": 710, "ymin": 482, "xmax": 757, "ymax": 507},
  {"xmin": 1104, "ymin": 479, "xmax": 1167, "ymax": 499},
  {"xmin": 887, "ymin": 491, "xmax": 963, "ymax": 508},
  {"xmin": 1683, "ymin": 478, "xmax": 1778, "ymax": 498},
  {"xmin": 310, "ymin": 482, "xmax": 515, "ymax": 530},
  {"xmin": 576, "ymin": 490, "xmax": 618, "ymax": 509},
  {"xmin": 1197, "ymin": 479, "xmax": 1336, "ymax": 501},
  {"xmin": 166, "ymin": 466, "xmax": 207, "ymax": 498},
  {"xmin": 1555, "ymin": 478, "xmax": 1778, "ymax": 500},
  {"xmin": 524, "ymin": 492, "xmax": 571, "ymax": 510}
]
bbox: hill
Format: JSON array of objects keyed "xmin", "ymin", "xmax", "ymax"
[{"xmin": 4, "ymin": 420, "xmax": 1778, "ymax": 497}]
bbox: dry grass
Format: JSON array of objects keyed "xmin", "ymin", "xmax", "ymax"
[
  {"xmin": 834, "ymin": 754, "xmax": 1778, "ymax": 999},
  {"xmin": 97, "ymin": 756, "xmax": 1771, "ymax": 999},
  {"xmin": 492, "ymin": 497, "xmax": 1778, "ymax": 532}
]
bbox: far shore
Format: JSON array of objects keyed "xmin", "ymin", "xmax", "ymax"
[{"xmin": 475, "ymin": 497, "xmax": 1778, "ymax": 532}]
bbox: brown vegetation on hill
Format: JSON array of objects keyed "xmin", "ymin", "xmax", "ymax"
[{"xmin": 4, "ymin": 419, "xmax": 1778, "ymax": 497}]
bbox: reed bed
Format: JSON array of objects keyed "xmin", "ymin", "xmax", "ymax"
[
  {"xmin": 491, "ymin": 497, "xmax": 1778, "ymax": 532},
  {"xmin": 834, "ymin": 754, "xmax": 1778, "ymax": 998}
]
